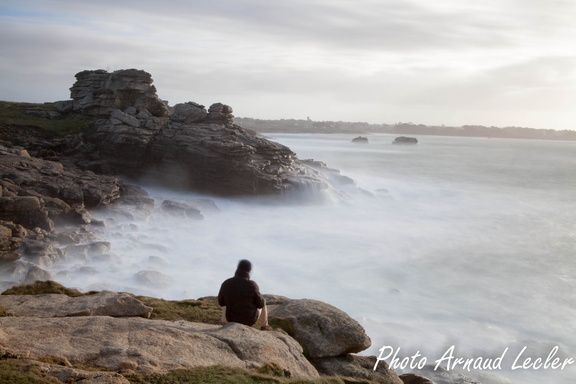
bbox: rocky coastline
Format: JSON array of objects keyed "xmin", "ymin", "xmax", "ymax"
[{"xmin": 1, "ymin": 69, "xmax": 471, "ymax": 384}]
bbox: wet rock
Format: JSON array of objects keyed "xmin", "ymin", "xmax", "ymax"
[
  {"xmin": 64, "ymin": 242, "xmax": 112, "ymax": 261},
  {"xmin": 23, "ymin": 239, "xmax": 64, "ymax": 267},
  {"xmin": 0, "ymin": 222, "xmax": 22, "ymax": 261},
  {"xmin": 134, "ymin": 270, "xmax": 174, "ymax": 288},
  {"xmin": 312, "ymin": 354, "xmax": 403, "ymax": 384},
  {"xmin": 161, "ymin": 200, "xmax": 203, "ymax": 219},
  {"xmin": 0, "ymin": 196, "xmax": 53, "ymax": 231},
  {"xmin": 399, "ymin": 373, "xmax": 436, "ymax": 384},
  {"xmin": 393, "ymin": 136, "xmax": 418, "ymax": 144},
  {"xmin": 351, "ymin": 136, "xmax": 369, "ymax": 143},
  {"xmin": 22, "ymin": 265, "xmax": 52, "ymax": 285}
]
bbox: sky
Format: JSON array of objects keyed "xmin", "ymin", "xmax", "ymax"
[{"xmin": 1, "ymin": 0, "xmax": 575, "ymax": 130}]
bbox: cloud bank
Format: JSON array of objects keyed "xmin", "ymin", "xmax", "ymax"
[{"xmin": 1, "ymin": 0, "xmax": 575, "ymax": 130}]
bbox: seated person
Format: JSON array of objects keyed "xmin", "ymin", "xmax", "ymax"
[{"xmin": 218, "ymin": 259, "xmax": 272, "ymax": 330}]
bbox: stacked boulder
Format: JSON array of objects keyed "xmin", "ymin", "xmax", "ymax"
[{"xmin": 69, "ymin": 69, "xmax": 169, "ymax": 118}]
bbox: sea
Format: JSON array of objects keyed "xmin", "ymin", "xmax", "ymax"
[{"xmin": 45, "ymin": 133, "xmax": 576, "ymax": 384}]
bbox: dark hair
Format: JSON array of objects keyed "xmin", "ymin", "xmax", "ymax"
[{"xmin": 237, "ymin": 259, "xmax": 252, "ymax": 272}]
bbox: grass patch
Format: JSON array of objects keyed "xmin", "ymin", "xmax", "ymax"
[
  {"xmin": 133, "ymin": 295, "xmax": 223, "ymax": 324},
  {"xmin": 0, "ymin": 359, "xmax": 62, "ymax": 384},
  {"xmin": 0, "ymin": 101, "xmax": 96, "ymax": 136},
  {"xmin": 0, "ymin": 305, "xmax": 13, "ymax": 317},
  {"xmin": 1, "ymin": 280, "xmax": 88, "ymax": 297},
  {"xmin": 122, "ymin": 364, "xmax": 372, "ymax": 384}
]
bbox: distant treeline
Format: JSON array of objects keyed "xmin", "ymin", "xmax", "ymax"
[{"xmin": 235, "ymin": 117, "xmax": 576, "ymax": 141}]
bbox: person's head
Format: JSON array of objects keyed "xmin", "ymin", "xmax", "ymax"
[{"xmin": 237, "ymin": 259, "xmax": 252, "ymax": 273}]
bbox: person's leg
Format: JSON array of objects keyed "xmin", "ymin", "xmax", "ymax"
[
  {"xmin": 221, "ymin": 306, "xmax": 228, "ymax": 324},
  {"xmin": 257, "ymin": 302, "xmax": 272, "ymax": 330}
]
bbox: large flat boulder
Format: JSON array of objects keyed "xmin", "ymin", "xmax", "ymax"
[
  {"xmin": 0, "ymin": 291, "xmax": 153, "ymax": 318},
  {"xmin": 0, "ymin": 317, "xmax": 319, "ymax": 379},
  {"xmin": 269, "ymin": 299, "xmax": 371, "ymax": 359}
]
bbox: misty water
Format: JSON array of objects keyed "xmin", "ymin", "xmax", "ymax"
[{"xmin": 48, "ymin": 133, "xmax": 575, "ymax": 384}]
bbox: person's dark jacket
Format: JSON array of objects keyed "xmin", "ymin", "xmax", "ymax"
[{"xmin": 218, "ymin": 269, "xmax": 265, "ymax": 326}]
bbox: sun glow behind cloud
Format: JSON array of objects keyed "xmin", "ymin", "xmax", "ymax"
[{"xmin": 1, "ymin": 0, "xmax": 575, "ymax": 129}]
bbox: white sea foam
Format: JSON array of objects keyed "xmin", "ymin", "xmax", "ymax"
[{"xmin": 40, "ymin": 133, "xmax": 576, "ymax": 384}]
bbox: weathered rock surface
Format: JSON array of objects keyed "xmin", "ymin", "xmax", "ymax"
[
  {"xmin": 0, "ymin": 152, "xmax": 122, "ymax": 210},
  {"xmin": 312, "ymin": 354, "xmax": 404, "ymax": 384},
  {"xmin": 160, "ymin": 199, "xmax": 203, "ymax": 219},
  {"xmin": 70, "ymin": 69, "xmax": 169, "ymax": 118},
  {"xmin": 65, "ymin": 68, "xmax": 330, "ymax": 196},
  {"xmin": 0, "ymin": 291, "xmax": 153, "ymax": 318},
  {"xmin": 16, "ymin": 360, "xmax": 132, "ymax": 384},
  {"xmin": 269, "ymin": 299, "xmax": 371, "ymax": 359},
  {"xmin": 169, "ymin": 101, "xmax": 207, "ymax": 123},
  {"xmin": 0, "ymin": 221, "xmax": 22, "ymax": 261},
  {"xmin": 0, "ymin": 317, "xmax": 318, "ymax": 379},
  {"xmin": 86, "ymin": 117, "xmax": 327, "ymax": 196}
]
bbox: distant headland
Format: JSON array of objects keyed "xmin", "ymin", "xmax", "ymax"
[{"xmin": 235, "ymin": 117, "xmax": 576, "ymax": 141}]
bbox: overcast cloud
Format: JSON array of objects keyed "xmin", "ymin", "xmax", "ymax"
[{"xmin": 1, "ymin": 0, "xmax": 575, "ymax": 129}]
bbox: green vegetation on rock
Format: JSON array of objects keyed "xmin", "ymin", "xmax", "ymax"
[
  {"xmin": 0, "ymin": 101, "xmax": 95, "ymax": 136},
  {"xmin": 0, "ymin": 305, "xmax": 12, "ymax": 317},
  {"xmin": 1, "ymin": 280, "xmax": 88, "ymax": 297},
  {"xmin": 0, "ymin": 359, "xmax": 62, "ymax": 384},
  {"xmin": 123, "ymin": 364, "xmax": 374, "ymax": 384},
  {"xmin": 0, "ymin": 285, "xmax": 379, "ymax": 384},
  {"xmin": 134, "ymin": 295, "xmax": 223, "ymax": 324}
]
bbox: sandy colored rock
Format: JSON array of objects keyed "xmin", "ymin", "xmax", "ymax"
[
  {"xmin": 0, "ymin": 317, "xmax": 318, "ymax": 379},
  {"xmin": 269, "ymin": 298, "xmax": 371, "ymax": 358},
  {"xmin": 0, "ymin": 291, "xmax": 153, "ymax": 318}
]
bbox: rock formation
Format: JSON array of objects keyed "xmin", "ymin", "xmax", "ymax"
[
  {"xmin": 0, "ymin": 288, "xmax": 411, "ymax": 383},
  {"xmin": 392, "ymin": 136, "xmax": 418, "ymax": 144},
  {"xmin": 64, "ymin": 69, "xmax": 329, "ymax": 197},
  {"xmin": 351, "ymin": 136, "xmax": 369, "ymax": 144},
  {"xmin": 69, "ymin": 69, "xmax": 169, "ymax": 118}
]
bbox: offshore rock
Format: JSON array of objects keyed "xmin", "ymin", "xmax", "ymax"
[
  {"xmin": 269, "ymin": 299, "xmax": 371, "ymax": 359},
  {"xmin": 392, "ymin": 136, "xmax": 418, "ymax": 145},
  {"xmin": 351, "ymin": 136, "xmax": 369, "ymax": 144}
]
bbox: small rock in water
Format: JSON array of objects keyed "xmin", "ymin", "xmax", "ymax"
[{"xmin": 134, "ymin": 270, "xmax": 174, "ymax": 288}]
